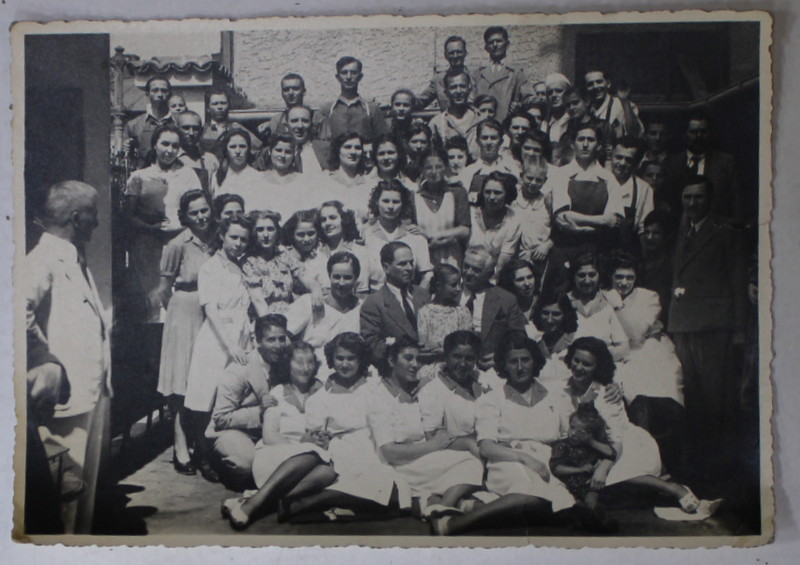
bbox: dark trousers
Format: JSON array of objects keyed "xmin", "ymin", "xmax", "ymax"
[
  {"xmin": 25, "ymin": 412, "xmax": 64, "ymax": 534},
  {"xmin": 672, "ymin": 330, "xmax": 739, "ymax": 486}
]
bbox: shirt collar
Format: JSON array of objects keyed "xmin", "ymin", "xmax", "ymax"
[
  {"xmin": 503, "ymin": 380, "xmax": 546, "ymax": 406},
  {"xmin": 437, "ymin": 368, "xmax": 484, "ymax": 400},
  {"xmin": 325, "ymin": 374, "xmax": 368, "ymax": 393},
  {"xmin": 37, "ymin": 232, "xmax": 79, "ymax": 263},
  {"xmin": 381, "ymin": 376, "xmax": 427, "ymax": 403},
  {"xmin": 335, "ymin": 95, "xmax": 366, "ymax": 109},
  {"xmin": 690, "ymin": 215, "xmax": 709, "ymax": 232},
  {"xmin": 283, "ymin": 379, "xmax": 323, "ymax": 412}
]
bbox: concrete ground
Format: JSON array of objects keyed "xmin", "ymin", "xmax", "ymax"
[{"xmin": 92, "ymin": 415, "xmax": 762, "ymax": 541}]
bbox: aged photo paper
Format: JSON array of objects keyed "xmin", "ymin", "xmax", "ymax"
[{"xmin": 10, "ymin": 10, "xmax": 773, "ymax": 548}]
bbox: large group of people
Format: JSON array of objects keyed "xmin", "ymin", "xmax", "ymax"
[{"xmin": 26, "ymin": 25, "xmax": 758, "ymax": 536}]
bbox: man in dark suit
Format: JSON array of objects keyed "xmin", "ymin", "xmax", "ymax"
[
  {"xmin": 459, "ymin": 245, "xmax": 527, "ymax": 370},
  {"xmin": 360, "ymin": 241, "xmax": 431, "ymax": 368},
  {"xmin": 661, "ymin": 111, "xmax": 744, "ymax": 225},
  {"xmin": 668, "ymin": 176, "xmax": 747, "ymax": 486}
]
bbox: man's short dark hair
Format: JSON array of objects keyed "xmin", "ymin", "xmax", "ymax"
[
  {"xmin": 682, "ymin": 174, "xmax": 715, "ymax": 201},
  {"xmin": 327, "ymin": 250, "xmax": 361, "ymax": 279},
  {"xmin": 477, "ymin": 118, "xmax": 503, "ymax": 138},
  {"xmin": 281, "ymin": 73, "xmax": 305, "ymax": 88},
  {"xmin": 612, "ymin": 135, "xmax": 644, "ymax": 162},
  {"xmin": 255, "ymin": 314, "xmax": 288, "ymax": 342},
  {"xmin": 444, "ymin": 69, "xmax": 472, "ymax": 89},
  {"xmin": 444, "ymin": 35, "xmax": 467, "ymax": 51},
  {"xmin": 484, "ymin": 26, "xmax": 509, "ymax": 43},
  {"xmin": 146, "ymin": 76, "xmax": 171, "ymax": 94},
  {"xmin": 336, "ymin": 56, "xmax": 362, "ymax": 74},
  {"xmin": 380, "ymin": 241, "xmax": 412, "ymax": 269}
]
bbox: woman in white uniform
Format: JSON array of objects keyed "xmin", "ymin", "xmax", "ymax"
[
  {"xmin": 366, "ymin": 337, "xmax": 484, "ymax": 518},
  {"xmin": 184, "ymin": 214, "xmax": 254, "ymax": 481},
  {"xmin": 221, "ymin": 342, "xmax": 337, "ymax": 529},
  {"xmin": 285, "ymin": 252, "xmax": 364, "ymax": 373},
  {"xmin": 567, "ymin": 251, "xmax": 630, "ymax": 362},
  {"xmin": 281, "ymin": 332, "xmax": 401, "ymax": 521},
  {"xmin": 562, "ymin": 337, "xmax": 715, "ymax": 518},
  {"xmin": 604, "ymin": 250, "xmax": 686, "ymax": 475},
  {"xmin": 430, "ymin": 330, "xmax": 576, "ymax": 535}
]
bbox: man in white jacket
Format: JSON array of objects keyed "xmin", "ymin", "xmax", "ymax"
[{"xmin": 25, "ymin": 180, "xmax": 111, "ymax": 534}]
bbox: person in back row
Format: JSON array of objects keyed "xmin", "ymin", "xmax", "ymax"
[
  {"xmin": 256, "ymin": 72, "xmax": 309, "ymax": 144},
  {"xmin": 124, "ymin": 76, "xmax": 175, "ymax": 166},
  {"xmin": 315, "ymin": 56, "xmax": 387, "ymax": 144},
  {"xmin": 416, "ymin": 35, "xmax": 477, "ymax": 112},
  {"xmin": 428, "ymin": 69, "xmax": 482, "ymax": 161},
  {"xmin": 176, "ymin": 110, "xmax": 220, "ymax": 195},
  {"xmin": 474, "ymin": 26, "xmax": 534, "ymax": 123}
]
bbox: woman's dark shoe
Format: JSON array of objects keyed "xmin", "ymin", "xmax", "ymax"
[
  {"xmin": 172, "ymin": 452, "xmax": 197, "ymax": 476},
  {"xmin": 197, "ymin": 460, "xmax": 220, "ymax": 483}
]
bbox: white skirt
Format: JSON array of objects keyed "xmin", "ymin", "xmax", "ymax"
[
  {"xmin": 485, "ymin": 440, "xmax": 575, "ymax": 512},
  {"xmin": 184, "ymin": 317, "xmax": 251, "ymax": 412},
  {"xmin": 394, "ymin": 449, "xmax": 483, "ymax": 499},
  {"xmin": 617, "ymin": 336, "xmax": 684, "ymax": 406},
  {"xmin": 605, "ymin": 423, "xmax": 663, "ymax": 486},
  {"xmin": 251, "ymin": 440, "xmax": 332, "ymax": 488},
  {"xmin": 326, "ymin": 428, "xmax": 398, "ymax": 506}
]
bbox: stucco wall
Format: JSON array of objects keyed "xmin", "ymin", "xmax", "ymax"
[{"xmin": 233, "ymin": 24, "xmax": 572, "ymax": 109}]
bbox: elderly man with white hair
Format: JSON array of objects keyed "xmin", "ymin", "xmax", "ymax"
[
  {"xmin": 542, "ymin": 73, "xmax": 572, "ymax": 144},
  {"xmin": 25, "ymin": 180, "xmax": 111, "ymax": 534}
]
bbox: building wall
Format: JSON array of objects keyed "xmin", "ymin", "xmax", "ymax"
[
  {"xmin": 232, "ymin": 25, "xmax": 573, "ymax": 109},
  {"xmin": 25, "ymin": 34, "xmax": 112, "ymax": 307}
]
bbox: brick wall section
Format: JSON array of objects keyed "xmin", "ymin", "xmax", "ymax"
[{"xmin": 233, "ymin": 25, "xmax": 571, "ymax": 109}]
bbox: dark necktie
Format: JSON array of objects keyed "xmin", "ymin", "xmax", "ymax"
[
  {"xmin": 684, "ymin": 225, "xmax": 697, "ymax": 250},
  {"xmin": 294, "ymin": 148, "xmax": 304, "ymax": 173},
  {"xmin": 401, "ymin": 290, "xmax": 416, "ymax": 328},
  {"xmin": 465, "ymin": 292, "xmax": 476, "ymax": 315}
]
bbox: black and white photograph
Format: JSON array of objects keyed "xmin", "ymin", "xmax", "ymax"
[{"xmin": 11, "ymin": 10, "xmax": 773, "ymax": 547}]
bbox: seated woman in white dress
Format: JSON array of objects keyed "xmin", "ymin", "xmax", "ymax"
[
  {"xmin": 562, "ymin": 337, "xmax": 719, "ymax": 519},
  {"xmin": 316, "ymin": 200, "xmax": 370, "ymax": 295},
  {"xmin": 366, "ymin": 337, "xmax": 484, "ymax": 518},
  {"xmin": 286, "ymin": 251, "xmax": 364, "ymax": 372},
  {"xmin": 221, "ymin": 342, "xmax": 337, "ymax": 530},
  {"xmin": 604, "ymin": 249, "xmax": 686, "ymax": 475},
  {"xmin": 215, "ymin": 128, "xmax": 267, "ymax": 205},
  {"xmin": 567, "ymin": 251, "xmax": 630, "ymax": 362},
  {"xmin": 280, "ymin": 333, "xmax": 402, "ymax": 521},
  {"xmin": 417, "ymin": 330, "xmax": 489, "ymax": 514},
  {"xmin": 430, "ymin": 330, "xmax": 576, "ymax": 535}
]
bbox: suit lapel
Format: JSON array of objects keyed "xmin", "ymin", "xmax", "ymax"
[
  {"xmin": 480, "ymin": 287, "xmax": 501, "ymax": 340},
  {"xmin": 382, "ymin": 286, "xmax": 416, "ymax": 338},
  {"xmin": 676, "ymin": 219, "xmax": 718, "ymax": 273},
  {"xmin": 62, "ymin": 258, "xmax": 103, "ymax": 319}
]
